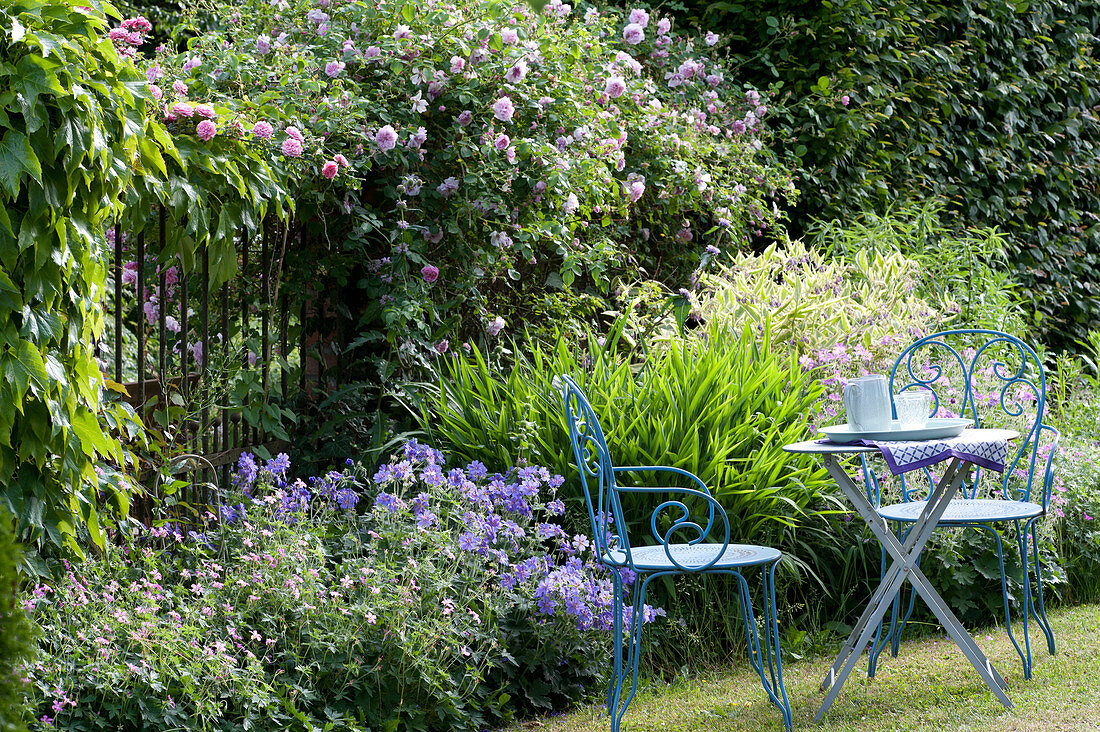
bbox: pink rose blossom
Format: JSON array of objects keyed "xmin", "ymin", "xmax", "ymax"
[
  {"xmin": 841, "ymin": 95, "xmax": 850, "ymax": 106},
  {"xmin": 494, "ymin": 133, "xmax": 511, "ymax": 150},
  {"xmin": 657, "ymin": 17, "xmax": 671, "ymax": 35},
  {"xmin": 421, "ymin": 265, "xmax": 439, "ymax": 283},
  {"xmin": 375, "ymin": 125, "xmax": 398, "ymax": 150},
  {"xmin": 504, "ymin": 59, "xmax": 528, "ymax": 84},
  {"xmin": 149, "ymin": 84, "xmax": 163, "ymax": 100},
  {"xmin": 195, "ymin": 104, "xmax": 216, "ymax": 119},
  {"xmin": 364, "ymin": 45, "xmax": 381, "ymax": 59},
  {"xmin": 434, "ymin": 340, "xmax": 449, "ymax": 354},
  {"xmin": 334, "ymin": 154, "xmax": 349, "ymax": 168},
  {"xmin": 172, "ymin": 102, "xmax": 194, "ymax": 117},
  {"xmin": 623, "ymin": 23, "xmax": 645, "ymax": 45},
  {"xmin": 437, "ymin": 177, "xmax": 459, "ymax": 197},
  {"xmin": 457, "ymin": 110, "xmax": 473, "ymax": 126},
  {"xmin": 281, "ymin": 137, "xmax": 303, "ymax": 157},
  {"xmin": 172, "ymin": 80, "xmax": 188, "ymax": 96},
  {"xmin": 256, "ymin": 35, "xmax": 271, "ymax": 54},
  {"xmin": 629, "ymin": 9, "xmax": 649, "ymax": 27},
  {"xmin": 393, "ymin": 24, "xmax": 412, "ymax": 39},
  {"xmin": 501, "ymin": 28, "xmax": 519, "ymax": 44},
  {"xmin": 563, "ymin": 192, "xmax": 579, "ymax": 215},
  {"xmin": 492, "ymin": 96, "xmax": 515, "ymax": 122},
  {"xmin": 196, "ymin": 120, "xmax": 216, "ymax": 141},
  {"xmin": 252, "ymin": 121, "xmax": 274, "ymax": 138},
  {"xmin": 285, "ymin": 126, "xmax": 304, "ymax": 142},
  {"xmin": 487, "ymin": 317, "xmax": 505, "ymax": 336},
  {"xmin": 321, "ymin": 161, "xmax": 339, "ymax": 179},
  {"xmin": 629, "ymin": 178, "xmax": 645, "ymax": 202},
  {"xmin": 604, "ymin": 76, "xmax": 626, "ymax": 98},
  {"xmin": 325, "ymin": 60, "xmax": 345, "ymax": 78},
  {"xmin": 450, "ymin": 55, "xmax": 466, "ymax": 73},
  {"xmin": 705, "ymin": 31, "xmax": 720, "ymax": 46}
]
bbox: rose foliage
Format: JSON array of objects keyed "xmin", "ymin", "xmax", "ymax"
[{"xmin": 147, "ymin": 0, "xmax": 794, "ymax": 360}]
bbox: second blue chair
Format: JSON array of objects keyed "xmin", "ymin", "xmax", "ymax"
[{"xmin": 561, "ymin": 375, "xmax": 792, "ymax": 731}]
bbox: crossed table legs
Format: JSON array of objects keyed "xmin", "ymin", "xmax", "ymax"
[{"xmin": 815, "ymin": 454, "xmax": 1013, "ymax": 722}]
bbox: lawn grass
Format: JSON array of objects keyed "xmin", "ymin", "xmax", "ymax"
[{"xmin": 504, "ymin": 603, "xmax": 1100, "ymax": 731}]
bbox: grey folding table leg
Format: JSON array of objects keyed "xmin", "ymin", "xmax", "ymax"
[{"xmin": 815, "ymin": 456, "xmax": 1012, "ymax": 722}]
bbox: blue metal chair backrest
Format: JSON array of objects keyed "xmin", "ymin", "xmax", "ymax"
[
  {"xmin": 561, "ymin": 374, "xmax": 628, "ymax": 565},
  {"xmin": 876, "ymin": 329, "xmax": 1058, "ymax": 508}
]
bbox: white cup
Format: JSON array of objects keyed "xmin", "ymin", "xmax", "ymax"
[
  {"xmin": 894, "ymin": 390, "xmax": 933, "ymax": 428},
  {"xmin": 843, "ymin": 375, "xmax": 892, "ymax": 431}
]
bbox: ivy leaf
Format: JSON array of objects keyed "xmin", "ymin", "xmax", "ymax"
[
  {"xmin": 13, "ymin": 339, "xmax": 48, "ymax": 394},
  {"xmin": 0, "ymin": 129, "xmax": 34, "ymax": 197}
]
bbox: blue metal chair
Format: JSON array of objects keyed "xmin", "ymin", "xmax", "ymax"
[
  {"xmin": 560, "ymin": 375, "xmax": 792, "ymax": 731},
  {"xmin": 863, "ymin": 329, "xmax": 1058, "ymax": 680}
]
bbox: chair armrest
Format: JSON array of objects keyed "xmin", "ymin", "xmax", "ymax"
[
  {"xmin": 613, "ymin": 465, "xmax": 711, "ymax": 494},
  {"xmin": 612, "ymin": 466, "xmax": 731, "ymax": 571},
  {"xmin": 1039, "ymin": 424, "xmax": 1060, "ymax": 508}
]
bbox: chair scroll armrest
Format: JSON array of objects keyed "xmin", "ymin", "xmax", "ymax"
[
  {"xmin": 613, "ymin": 466, "xmax": 731, "ymax": 571},
  {"xmin": 1039, "ymin": 424, "xmax": 1060, "ymax": 509}
]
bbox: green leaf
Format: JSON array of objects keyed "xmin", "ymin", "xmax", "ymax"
[
  {"xmin": 0, "ymin": 130, "xmax": 34, "ymax": 196},
  {"xmin": 12, "ymin": 339, "xmax": 47, "ymax": 393}
]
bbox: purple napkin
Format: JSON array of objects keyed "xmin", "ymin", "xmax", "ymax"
[{"xmin": 856, "ymin": 431, "xmax": 1009, "ymax": 476}]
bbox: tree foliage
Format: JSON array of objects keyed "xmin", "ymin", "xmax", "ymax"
[
  {"xmin": 690, "ymin": 0, "xmax": 1100, "ymax": 348},
  {"xmin": 0, "ymin": 509, "xmax": 32, "ymax": 732}
]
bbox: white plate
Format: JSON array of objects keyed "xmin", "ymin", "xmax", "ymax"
[{"xmin": 820, "ymin": 418, "xmax": 974, "ymax": 444}]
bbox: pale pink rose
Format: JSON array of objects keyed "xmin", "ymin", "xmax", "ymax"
[
  {"xmin": 657, "ymin": 17, "xmax": 671, "ymax": 35},
  {"xmin": 501, "ymin": 28, "xmax": 519, "ymax": 44},
  {"xmin": 623, "ymin": 23, "xmax": 645, "ymax": 45},
  {"xmin": 195, "ymin": 104, "xmax": 216, "ymax": 119},
  {"xmin": 450, "ymin": 55, "xmax": 466, "ymax": 73},
  {"xmin": 196, "ymin": 120, "xmax": 216, "ymax": 141},
  {"xmin": 149, "ymin": 84, "xmax": 163, "ymax": 100},
  {"xmin": 629, "ymin": 178, "xmax": 645, "ymax": 202},
  {"xmin": 252, "ymin": 121, "xmax": 274, "ymax": 138},
  {"xmin": 604, "ymin": 76, "xmax": 626, "ymax": 98},
  {"xmin": 172, "ymin": 80, "xmax": 188, "ymax": 95},
  {"xmin": 629, "ymin": 9, "xmax": 649, "ymax": 27},
  {"xmin": 325, "ymin": 60, "xmax": 345, "ymax": 78},
  {"xmin": 705, "ymin": 31, "xmax": 719, "ymax": 46},
  {"xmin": 504, "ymin": 59, "xmax": 528, "ymax": 84},
  {"xmin": 494, "ymin": 133, "xmax": 511, "ymax": 150},
  {"xmin": 285, "ymin": 126, "xmax": 304, "ymax": 142},
  {"xmin": 281, "ymin": 137, "xmax": 303, "ymax": 157},
  {"xmin": 334, "ymin": 154, "xmax": 349, "ymax": 168},
  {"xmin": 172, "ymin": 102, "xmax": 193, "ymax": 117},
  {"xmin": 375, "ymin": 125, "xmax": 398, "ymax": 150},
  {"xmin": 321, "ymin": 161, "xmax": 339, "ymax": 179},
  {"xmin": 492, "ymin": 96, "xmax": 515, "ymax": 122}
]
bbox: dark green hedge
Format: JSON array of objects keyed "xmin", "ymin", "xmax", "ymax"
[
  {"xmin": 681, "ymin": 0, "xmax": 1100, "ymax": 348},
  {"xmin": 0, "ymin": 509, "xmax": 31, "ymax": 732}
]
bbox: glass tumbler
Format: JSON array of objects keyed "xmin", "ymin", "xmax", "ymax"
[{"xmin": 894, "ymin": 390, "xmax": 933, "ymax": 428}]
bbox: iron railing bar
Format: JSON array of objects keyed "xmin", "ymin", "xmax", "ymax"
[
  {"xmin": 201, "ymin": 244, "xmax": 210, "ymax": 494},
  {"xmin": 136, "ymin": 229, "xmax": 146, "ymax": 408}
]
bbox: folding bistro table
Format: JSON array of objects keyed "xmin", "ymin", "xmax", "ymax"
[{"xmin": 783, "ymin": 428, "xmax": 1018, "ymax": 721}]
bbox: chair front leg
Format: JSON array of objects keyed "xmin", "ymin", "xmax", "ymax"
[
  {"xmin": 607, "ymin": 568, "xmax": 626, "ymax": 717},
  {"xmin": 1027, "ymin": 519, "xmax": 1056, "ymax": 656},
  {"xmin": 611, "ymin": 572, "xmax": 657, "ymax": 732}
]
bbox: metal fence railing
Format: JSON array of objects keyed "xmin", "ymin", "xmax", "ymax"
[{"xmin": 99, "ymin": 207, "xmax": 345, "ymax": 520}]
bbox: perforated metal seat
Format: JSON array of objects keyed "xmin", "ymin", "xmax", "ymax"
[
  {"xmin": 878, "ymin": 498, "xmax": 1043, "ymax": 523},
  {"xmin": 606, "ymin": 543, "xmax": 782, "ymax": 572},
  {"xmin": 562, "ymin": 375, "xmax": 792, "ymax": 731}
]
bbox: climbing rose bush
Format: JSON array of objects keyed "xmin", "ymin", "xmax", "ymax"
[
  {"xmin": 19, "ymin": 442, "xmax": 660, "ymax": 730},
  {"xmin": 144, "ymin": 0, "xmax": 794, "ymax": 361}
]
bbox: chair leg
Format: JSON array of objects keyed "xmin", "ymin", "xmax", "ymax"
[
  {"xmin": 611, "ymin": 574, "xmax": 653, "ymax": 732},
  {"xmin": 976, "ymin": 523, "xmax": 1031, "ymax": 679},
  {"xmin": 868, "ymin": 542, "xmax": 906, "ymax": 677},
  {"xmin": 1027, "ymin": 520, "xmax": 1056, "ymax": 656},
  {"xmin": 607, "ymin": 569, "xmax": 626, "ymax": 717},
  {"xmin": 734, "ymin": 565, "xmax": 792, "ymax": 730}
]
